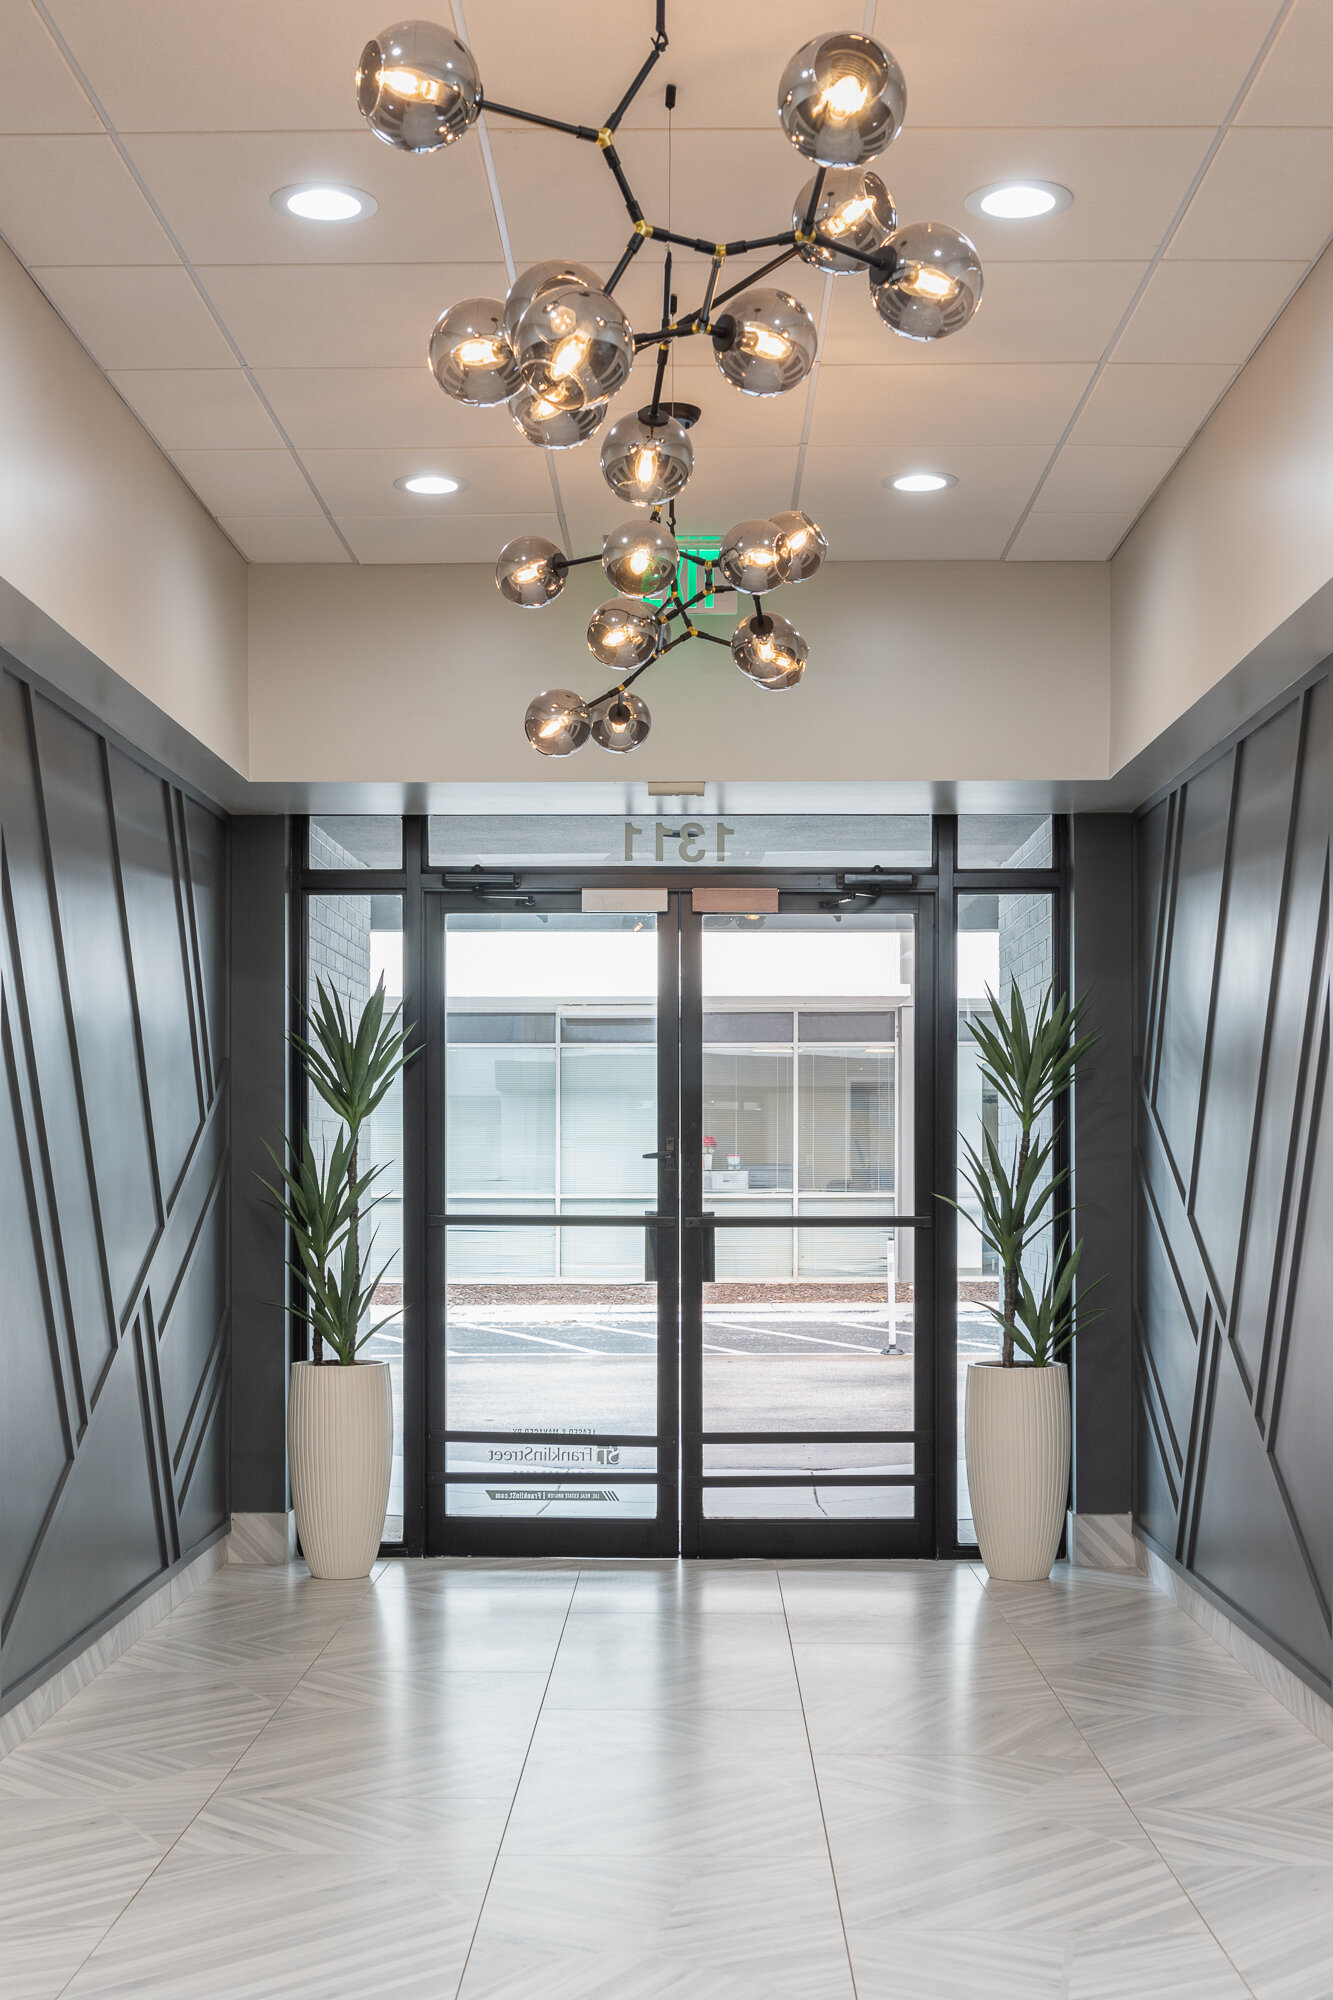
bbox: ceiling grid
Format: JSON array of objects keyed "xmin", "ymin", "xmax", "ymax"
[{"xmin": 1, "ymin": 0, "xmax": 1329, "ymax": 567}]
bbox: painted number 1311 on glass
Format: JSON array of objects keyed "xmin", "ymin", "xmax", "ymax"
[{"xmin": 624, "ymin": 821, "xmax": 736, "ymax": 862}]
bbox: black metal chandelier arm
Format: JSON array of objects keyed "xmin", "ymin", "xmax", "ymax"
[
  {"xmin": 605, "ymin": 233, "xmax": 646, "ymax": 295},
  {"xmin": 689, "ymin": 628, "xmax": 733, "ymax": 648},
  {"xmin": 800, "ymin": 166, "xmax": 828, "ymax": 235},
  {"xmin": 551, "ymin": 550, "xmax": 604, "ymax": 571},
  {"xmin": 476, "ymin": 96, "xmax": 602, "ymax": 142},
  {"xmin": 709, "ymin": 244, "xmax": 801, "ymax": 311},
  {"xmin": 588, "ymin": 652, "xmax": 660, "ymax": 708},
  {"xmin": 604, "ymin": 25, "xmax": 669, "ymax": 134},
  {"xmin": 807, "ymin": 228, "xmax": 900, "ymax": 280}
]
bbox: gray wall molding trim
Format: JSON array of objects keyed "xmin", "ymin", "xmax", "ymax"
[
  {"xmin": 0, "ymin": 1528, "xmax": 227, "ymax": 1746},
  {"xmin": 1139, "ymin": 1534, "xmax": 1333, "ymax": 1749},
  {"xmin": 1132, "ymin": 673, "xmax": 1331, "ymax": 1703}
]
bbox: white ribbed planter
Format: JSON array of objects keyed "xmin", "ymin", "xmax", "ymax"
[
  {"xmin": 288, "ymin": 1361, "xmax": 392, "ymax": 1580},
  {"xmin": 965, "ymin": 1361, "xmax": 1070, "ymax": 1582}
]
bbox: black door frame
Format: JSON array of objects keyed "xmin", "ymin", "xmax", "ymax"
[{"xmin": 291, "ymin": 814, "xmax": 1071, "ymax": 1562}]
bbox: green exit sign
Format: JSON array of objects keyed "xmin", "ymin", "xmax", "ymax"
[{"xmin": 648, "ymin": 540, "xmax": 726, "ymax": 611}]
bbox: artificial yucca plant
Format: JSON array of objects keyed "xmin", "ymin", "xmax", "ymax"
[
  {"xmin": 263, "ymin": 976, "xmax": 413, "ymax": 1365},
  {"xmin": 953, "ymin": 982, "xmax": 1100, "ymax": 1367}
]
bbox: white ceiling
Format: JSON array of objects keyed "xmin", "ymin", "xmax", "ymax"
[{"xmin": 3, "ymin": 0, "xmax": 1331, "ymax": 565}]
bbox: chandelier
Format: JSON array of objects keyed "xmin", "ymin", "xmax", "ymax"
[{"xmin": 355, "ymin": 7, "xmax": 984, "ymax": 754}]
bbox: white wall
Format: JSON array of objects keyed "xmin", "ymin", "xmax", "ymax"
[
  {"xmin": 0, "ymin": 241, "xmax": 248, "ymax": 774},
  {"xmin": 1110, "ymin": 242, "xmax": 1333, "ymax": 774},
  {"xmin": 247, "ymin": 558, "xmax": 1109, "ymax": 784}
]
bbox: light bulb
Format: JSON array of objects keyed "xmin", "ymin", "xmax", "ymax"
[
  {"xmin": 777, "ymin": 31, "xmax": 906, "ymax": 168},
  {"xmin": 589, "ymin": 688, "xmax": 651, "ymax": 752},
  {"xmin": 731, "ymin": 612, "xmax": 808, "ymax": 688},
  {"xmin": 818, "ymin": 72, "xmax": 870, "ymax": 119},
  {"xmin": 524, "ymin": 688, "xmax": 590, "ymax": 756},
  {"xmin": 740, "ymin": 325, "xmax": 792, "ymax": 361},
  {"xmin": 718, "ymin": 518, "xmax": 792, "ymax": 595},
  {"xmin": 628, "ymin": 546, "xmax": 651, "ymax": 576},
  {"xmin": 496, "ymin": 534, "xmax": 567, "ymax": 607},
  {"xmin": 377, "ymin": 64, "xmax": 441, "ymax": 100},
  {"xmin": 515, "ymin": 283, "xmax": 632, "ymax": 411},
  {"xmin": 870, "ymin": 222, "xmax": 983, "ymax": 342},
  {"xmin": 602, "ymin": 516, "xmax": 679, "ymax": 595},
  {"xmin": 770, "ymin": 510, "xmax": 828, "ymax": 580},
  {"xmin": 455, "ymin": 335, "xmax": 504, "ymax": 366},
  {"xmin": 794, "ymin": 166, "xmax": 896, "ymax": 275},
  {"xmin": 900, "ymin": 264, "xmax": 957, "ymax": 301},
  {"xmin": 587, "ymin": 596, "xmax": 660, "ymax": 668},
  {"xmin": 601, "ymin": 413, "xmax": 693, "ymax": 506},
  {"xmin": 712, "ymin": 289, "xmax": 817, "ymax": 398},
  {"xmin": 549, "ymin": 333, "xmax": 589, "ymax": 380},
  {"xmin": 357, "ymin": 22, "xmax": 481, "ymax": 153}
]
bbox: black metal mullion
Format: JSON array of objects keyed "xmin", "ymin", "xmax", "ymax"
[
  {"xmin": 655, "ymin": 892, "xmax": 681, "ymax": 1554},
  {"xmin": 399, "ymin": 815, "xmax": 428, "ymax": 1554},
  {"xmin": 678, "ymin": 891, "xmax": 703, "ymax": 1557},
  {"xmin": 934, "ymin": 814, "xmax": 962, "ymax": 1555}
]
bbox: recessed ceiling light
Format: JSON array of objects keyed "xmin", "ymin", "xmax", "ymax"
[
  {"xmin": 965, "ymin": 181, "xmax": 1072, "ymax": 222},
  {"xmin": 394, "ymin": 473, "xmax": 468, "ymax": 495},
  {"xmin": 889, "ymin": 473, "xmax": 957, "ymax": 494},
  {"xmin": 271, "ymin": 184, "xmax": 377, "ymax": 222}
]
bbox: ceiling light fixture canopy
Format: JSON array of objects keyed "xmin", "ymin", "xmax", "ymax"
[{"xmin": 355, "ymin": 3, "xmax": 983, "ymax": 740}]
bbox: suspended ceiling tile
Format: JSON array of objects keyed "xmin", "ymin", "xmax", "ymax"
[
  {"xmin": 122, "ymin": 131, "xmax": 503, "ymax": 266},
  {"xmin": 31, "ymin": 265, "xmax": 236, "ymax": 369},
  {"xmin": 1036, "ymin": 444, "xmax": 1179, "ymax": 515},
  {"xmin": 810, "ymin": 510, "xmax": 1020, "ymax": 560},
  {"xmin": 654, "ymin": 128, "xmax": 825, "ymax": 250},
  {"xmin": 648, "ymin": 359, "xmax": 810, "ymax": 447},
  {"xmin": 820, "ymin": 261, "xmax": 1147, "ymax": 368},
  {"xmin": 1237, "ymin": 0, "xmax": 1333, "ymax": 125},
  {"xmin": 0, "ymin": 135, "xmax": 176, "ymax": 264},
  {"xmin": 336, "ymin": 511, "xmax": 561, "ymax": 563},
  {"xmin": 486, "ymin": 127, "xmax": 669, "ymax": 266},
  {"xmin": 1006, "ymin": 511, "xmax": 1139, "ymax": 561},
  {"xmin": 872, "ymin": 0, "xmax": 1279, "ymax": 126},
  {"xmin": 465, "ymin": 1, "xmax": 838, "ymax": 137},
  {"xmin": 798, "ymin": 444, "xmax": 1051, "ymax": 523},
  {"xmin": 1115, "ymin": 259, "xmax": 1308, "ymax": 364},
  {"xmin": 808, "ymin": 363, "xmax": 1095, "ymax": 448},
  {"xmin": 1068, "ymin": 364, "xmax": 1238, "ymax": 448},
  {"xmin": 196, "ymin": 262, "xmax": 509, "ymax": 369},
  {"xmin": 299, "ymin": 445, "xmax": 554, "ymax": 515},
  {"xmin": 108, "ymin": 369, "xmax": 284, "ymax": 450},
  {"xmin": 218, "ymin": 516, "xmax": 351, "ymax": 563},
  {"xmin": 1168, "ymin": 128, "xmax": 1333, "ymax": 262},
  {"xmin": 170, "ymin": 448, "xmax": 326, "ymax": 519},
  {"xmin": 43, "ymin": 0, "xmax": 372, "ymax": 133},
  {"xmin": 252, "ymin": 368, "xmax": 521, "ymax": 452},
  {"xmin": 855, "ymin": 128, "xmax": 1216, "ymax": 265},
  {"xmin": 0, "ymin": 7, "xmax": 100, "ymax": 133}
]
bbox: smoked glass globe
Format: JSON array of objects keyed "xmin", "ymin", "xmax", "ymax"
[
  {"xmin": 495, "ymin": 535, "xmax": 566, "ymax": 607},
  {"xmin": 503, "ymin": 260, "xmax": 601, "ymax": 346},
  {"xmin": 794, "ymin": 167, "xmax": 896, "ymax": 274},
  {"xmin": 356, "ymin": 21, "xmax": 481, "ymax": 152},
  {"xmin": 602, "ymin": 518, "xmax": 679, "ymax": 596},
  {"xmin": 732, "ymin": 613, "xmax": 808, "ymax": 689},
  {"xmin": 515, "ymin": 283, "xmax": 633, "ymax": 411},
  {"xmin": 525, "ymin": 689, "xmax": 590, "ymax": 756},
  {"xmin": 769, "ymin": 510, "xmax": 828, "ymax": 582},
  {"xmin": 711, "ymin": 290, "xmax": 817, "ymax": 397},
  {"xmin": 590, "ymin": 689, "xmax": 652, "ymax": 752},
  {"xmin": 719, "ymin": 518, "xmax": 793, "ymax": 596},
  {"xmin": 587, "ymin": 596, "xmax": 661, "ymax": 669},
  {"xmin": 870, "ymin": 222, "xmax": 983, "ymax": 340},
  {"xmin": 777, "ymin": 31, "xmax": 906, "ymax": 168},
  {"xmin": 429, "ymin": 297, "xmax": 519, "ymax": 405},
  {"xmin": 509, "ymin": 384, "xmax": 608, "ymax": 449},
  {"xmin": 600, "ymin": 412, "xmax": 694, "ymax": 505}
]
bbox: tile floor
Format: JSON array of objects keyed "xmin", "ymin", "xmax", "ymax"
[{"xmin": 2, "ymin": 1559, "xmax": 1330, "ymax": 1999}]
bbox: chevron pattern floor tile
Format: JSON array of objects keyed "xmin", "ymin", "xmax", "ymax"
[{"xmin": 2, "ymin": 1558, "xmax": 1330, "ymax": 1998}]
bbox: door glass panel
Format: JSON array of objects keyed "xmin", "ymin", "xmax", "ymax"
[
  {"xmin": 956, "ymin": 891, "xmax": 1054, "ymax": 1543},
  {"xmin": 698, "ymin": 912, "xmax": 917, "ymax": 1523},
  {"xmin": 307, "ymin": 892, "xmax": 405, "ymax": 1540},
  {"xmin": 441, "ymin": 911, "xmax": 662, "ymax": 1533}
]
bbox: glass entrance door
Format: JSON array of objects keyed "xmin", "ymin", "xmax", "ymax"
[
  {"xmin": 680, "ymin": 901, "xmax": 934, "ymax": 1556},
  {"xmin": 423, "ymin": 890, "xmax": 932, "ymax": 1557},
  {"xmin": 424, "ymin": 902, "xmax": 679, "ymax": 1555}
]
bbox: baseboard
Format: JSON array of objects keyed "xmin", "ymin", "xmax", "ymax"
[
  {"xmin": 0, "ymin": 1537, "xmax": 227, "ymax": 1757},
  {"xmin": 1067, "ymin": 1511, "xmax": 1146, "ymax": 1572},
  {"xmin": 227, "ymin": 1511, "xmax": 296, "ymax": 1565},
  {"xmin": 1139, "ymin": 1542, "xmax": 1333, "ymax": 1750}
]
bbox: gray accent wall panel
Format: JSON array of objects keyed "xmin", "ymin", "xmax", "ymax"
[
  {"xmin": 1, "ymin": 665, "xmax": 228, "ymax": 1709},
  {"xmin": 1134, "ymin": 676, "xmax": 1331, "ymax": 1700}
]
